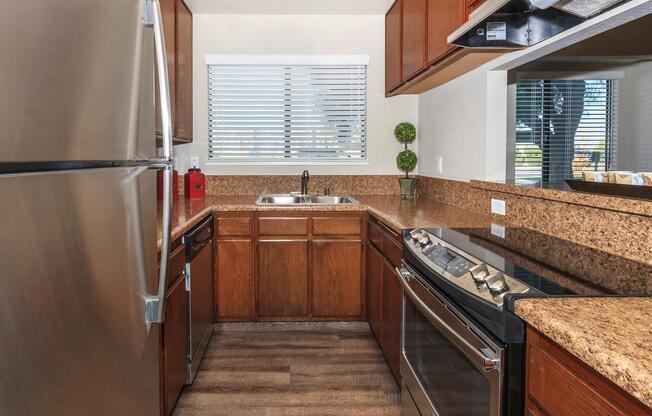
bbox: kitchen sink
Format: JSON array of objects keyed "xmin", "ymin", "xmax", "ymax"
[{"xmin": 256, "ymin": 194, "xmax": 359, "ymax": 205}]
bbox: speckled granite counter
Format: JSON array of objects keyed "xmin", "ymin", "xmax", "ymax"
[
  {"xmin": 515, "ymin": 298, "xmax": 652, "ymax": 409},
  {"xmin": 157, "ymin": 194, "xmax": 497, "ymax": 248},
  {"xmin": 157, "ymin": 195, "xmax": 651, "ymax": 409}
]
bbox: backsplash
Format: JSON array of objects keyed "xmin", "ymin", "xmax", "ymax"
[
  {"xmin": 416, "ymin": 176, "xmax": 652, "ymax": 267},
  {"xmin": 199, "ymin": 175, "xmax": 403, "ymax": 196}
]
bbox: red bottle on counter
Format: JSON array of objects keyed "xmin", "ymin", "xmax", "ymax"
[
  {"xmin": 156, "ymin": 168, "xmax": 179, "ymax": 200},
  {"xmin": 184, "ymin": 167, "xmax": 206, "ymax": 199}
]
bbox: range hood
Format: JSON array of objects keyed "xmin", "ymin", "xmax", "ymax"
[{"xmin": 449, "ymin": 0, "xmax": 628, "ymax": 48}]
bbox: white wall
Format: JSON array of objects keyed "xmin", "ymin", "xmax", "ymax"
[
  {"xmin": 418, "ymin": 66, "xmax": 508, "ymax": 181},
  {"xmin": 174, "ymin": 13, "xmax": 419, "ymax": 175}
]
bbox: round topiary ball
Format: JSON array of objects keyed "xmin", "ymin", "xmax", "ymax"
[
  {"xmin": 394, "ymin": 122, "xmax": 416, "ymax": 145},
  {"xmin": 396, "ymin": 149, "xmax": 418, "ymax": 173}
]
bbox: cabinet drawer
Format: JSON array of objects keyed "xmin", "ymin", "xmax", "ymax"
[
  {"xmin": 217, "ymin": 217, "xmax": 251, "ymax": 237},
  {"xmin": 166, "ymin": 244, "xmax": 186, "ymax": 288},
  {"xmin": 258, "ymin": 217, "xmax": 309, "ymax": 236},
  {"xmin": 382, "ymin": 232, "xmax": 403, "ymax": 268},
  {"xmin": 313, "ymin": 217, "xmax": 362, "ymax": 236}
]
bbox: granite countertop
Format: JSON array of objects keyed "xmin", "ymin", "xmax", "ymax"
[
  {"xmin": 515, "ymin": 297, "xmax": 652, "ymax": 409},
  {"xmin": 157, "ymin": 195, "xmax": 651, "ymax": 408},
  {"xmin": 157, "ymin": 194, "xmax": 497, "ymax": 248}
]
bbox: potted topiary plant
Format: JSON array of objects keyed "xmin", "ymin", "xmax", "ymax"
[{"xmin": 394, "ymin": 122, "xmax": 418, "ymax": 199}]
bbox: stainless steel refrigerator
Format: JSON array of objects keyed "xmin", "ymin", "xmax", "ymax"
[{"xmin": 0, "ymin": 1, "xmax": 174, "ymax": 414}]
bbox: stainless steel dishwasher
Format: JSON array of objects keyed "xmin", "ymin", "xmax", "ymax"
[{"xmin": 183, "ymin": 215, "xmax": 215, "ymax": 384}]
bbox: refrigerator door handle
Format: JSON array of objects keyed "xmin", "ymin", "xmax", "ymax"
[{"xmin": 145, "ymin": 0, "xmax": 174, "ymax": 325}]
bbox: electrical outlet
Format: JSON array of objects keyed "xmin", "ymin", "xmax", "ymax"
[
  {"xmin": 491, "ymin": 223, "xmax": 506, "ymax": 238},
  {"xmin": 190, "ymin": 156, "xmax": 199, "ymax": 169},
  {"xmin": 436, "ymin": 156, "xmax": 443, "ymax": 174},
  {"xmin": 491, "ymin": 199, "xmax": 506, "ymax": 216}
]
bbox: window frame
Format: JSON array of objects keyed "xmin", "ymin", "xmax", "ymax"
[{"xmin": 204, "ymin": 55, "xmax": 370, "ymax": 166}]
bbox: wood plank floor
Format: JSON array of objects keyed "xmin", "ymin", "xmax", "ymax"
[{"xmin": 173, "ymin": 322, "xmax": 401, "ymax": 416}]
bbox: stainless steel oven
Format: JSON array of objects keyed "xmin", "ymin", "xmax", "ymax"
[{"xmin": 396, "ymin": 264, "xmax": 505, "ymax": 416}]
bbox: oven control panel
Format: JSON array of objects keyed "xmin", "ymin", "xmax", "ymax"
[
  {"xmin": 407, "ymin": 229, "xmax": 530, "ymax": 307},
  {"xmin": 422, "ymin": 244, "xmax": 475, "ymax": 277}
]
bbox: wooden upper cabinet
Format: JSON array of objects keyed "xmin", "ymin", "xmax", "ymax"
[
  {"xmin": 427, "ymin": 0, "xmax": 466, "ymax": 64},
  {"xmin": 175, "ymin": 0, "xmax": 193, "ymax": 141},
  {"xmin": 311, "ymin": 240, "xmax": 363, "ymax": 318},
  {"xmin": 156, "ymin": 0, "xmax": 193, "ymax": 144},
  {"xmin": 385, "ymin": 0, "xmax": 403, "ymax": 93},
  {"xmin": 156, "ymin": 0, "xmax": 176, "ymax": 136},
  {"xmin": 402, "ymin": 0, "xmax": 428, "ymax": 81}
]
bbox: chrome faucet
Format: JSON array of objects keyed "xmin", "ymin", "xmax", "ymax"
[{"xmin": 301, "ymin": 170, "xmax": 310, "ymax": 195}]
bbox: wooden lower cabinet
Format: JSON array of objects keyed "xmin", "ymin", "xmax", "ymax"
[
  {"xmin": 257, "ymin": 239, "xmax": 309, "ymax": 319},
  {"xmin": 366, "ymin": 242, "xmax": 384, "ymax": 341},
  {"xmin": 213, "ymin": 211, "xmax": 365, "ymax": 322},
  {"xmin": 215, "ymin": 239, "xmax": 253, "ymax": 321},
  {"xmin": 161, "ymin": 275, "xmax": 187, "ymax": 416},
  {"xmin": 382, "ymin": 258, "xmax": 402, "ymax": 382},
  {"xmin": 525, "ymin": 326, "xmax": 650, "ymax": 416},
  {"xmin": 311, "ymin": 239, "xmax": 363, "ymax": 318},
  {"xmin": 365, "ymin": 214, "xmax": 404, "ymax": 383}
]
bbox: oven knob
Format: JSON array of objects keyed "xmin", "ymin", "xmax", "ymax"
[
  {"xmin": 485, "ymin": 272, "xmax": 509, "ymax": 294},
  {"xmin": 417, "ymin": 233, "xmax": 431, "ymax": 247},
  {"xmin": 469, "ymin": 264, "xmax": 489, "ymax": 282},
  {"xmin": 409, "ymin": 229, "xmax": 424, "ymax": 241}
]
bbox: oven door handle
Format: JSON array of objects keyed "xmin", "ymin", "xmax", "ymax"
[{"xmin": 395, "ymin": 267, "xmax": 501, "ymax": 373}]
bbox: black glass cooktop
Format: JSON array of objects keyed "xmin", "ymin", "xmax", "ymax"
[{"xmin": 428, "ymin": 226, "xmax": 651, "ymax": 297}]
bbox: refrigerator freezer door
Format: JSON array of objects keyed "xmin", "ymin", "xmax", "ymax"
[
  {"xmin": 0, "ymin": 0, "xmax": 156, "ymax": 162},
  {"xmin": 0, "ymin": 167, "xmax": 160, "ymax": 415}
]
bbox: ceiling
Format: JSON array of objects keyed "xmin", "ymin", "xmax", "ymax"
[{"xmin": 185, "ymin": 0, "xmax": 394, "ymax": 15}]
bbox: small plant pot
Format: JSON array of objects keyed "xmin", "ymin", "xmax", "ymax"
[{"xmin": 399, "ymin": 177, "xmax": 417, "ymax": 200}]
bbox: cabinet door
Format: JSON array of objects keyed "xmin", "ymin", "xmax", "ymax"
[
  {"xmin": 402, "ymin": 0, "xmax": 428, "ymax": 80},
  {"xmin": 175, "ymin": 0, "xmax": 192, "ymax": 141},
  {"xmin": 526, "ymin": 328, "xmax": 643, "ymax": 416},
  {"xmin": 162, "ymin": 276, "xmax": 187, "ymax": 416},
  {"xmin": 311, "ymin": 240, "xmax": 363, "ymax": 318},
  {"xmin": 156, "ymin": 0, "xmax": 176, "ymax": 135},
  {"xmin": 385, "ymin": 0, "xmax": 403, "ymax": 92},
  {"xmin": 258, "ymin": 240, "xmax": 309, "ymax": 318},
  {"xmin": 382, "ymin": 259, "xmax": 402, "ymax": 382},
  {"xmin": 366, "ymin": 242, "xmax": 384, "ymax": 344},
  {"xmin": 216, "ymin": 239, "xmax": 253, "ymax": 321},
  {"xmin": 427, "ymin": 0, "xmax": 465, "ymax": 64}
]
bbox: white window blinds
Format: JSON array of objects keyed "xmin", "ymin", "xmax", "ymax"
[
  {"xmin": 207, "ymin": 63, "xmax": 367, "ymax": 161},
  {"xmin": 515, "ymin": 79, "xmax": 619, "ymax": 183}
]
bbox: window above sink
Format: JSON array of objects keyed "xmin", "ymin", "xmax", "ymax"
[{"xmin": 205, "ymin": 55, "xmax": 369, "ymax": 165}]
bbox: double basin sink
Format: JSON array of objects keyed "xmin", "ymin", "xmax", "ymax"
[{"xmin": 256, "ymin": 194, "xmax": 359, "ymax": 205}]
